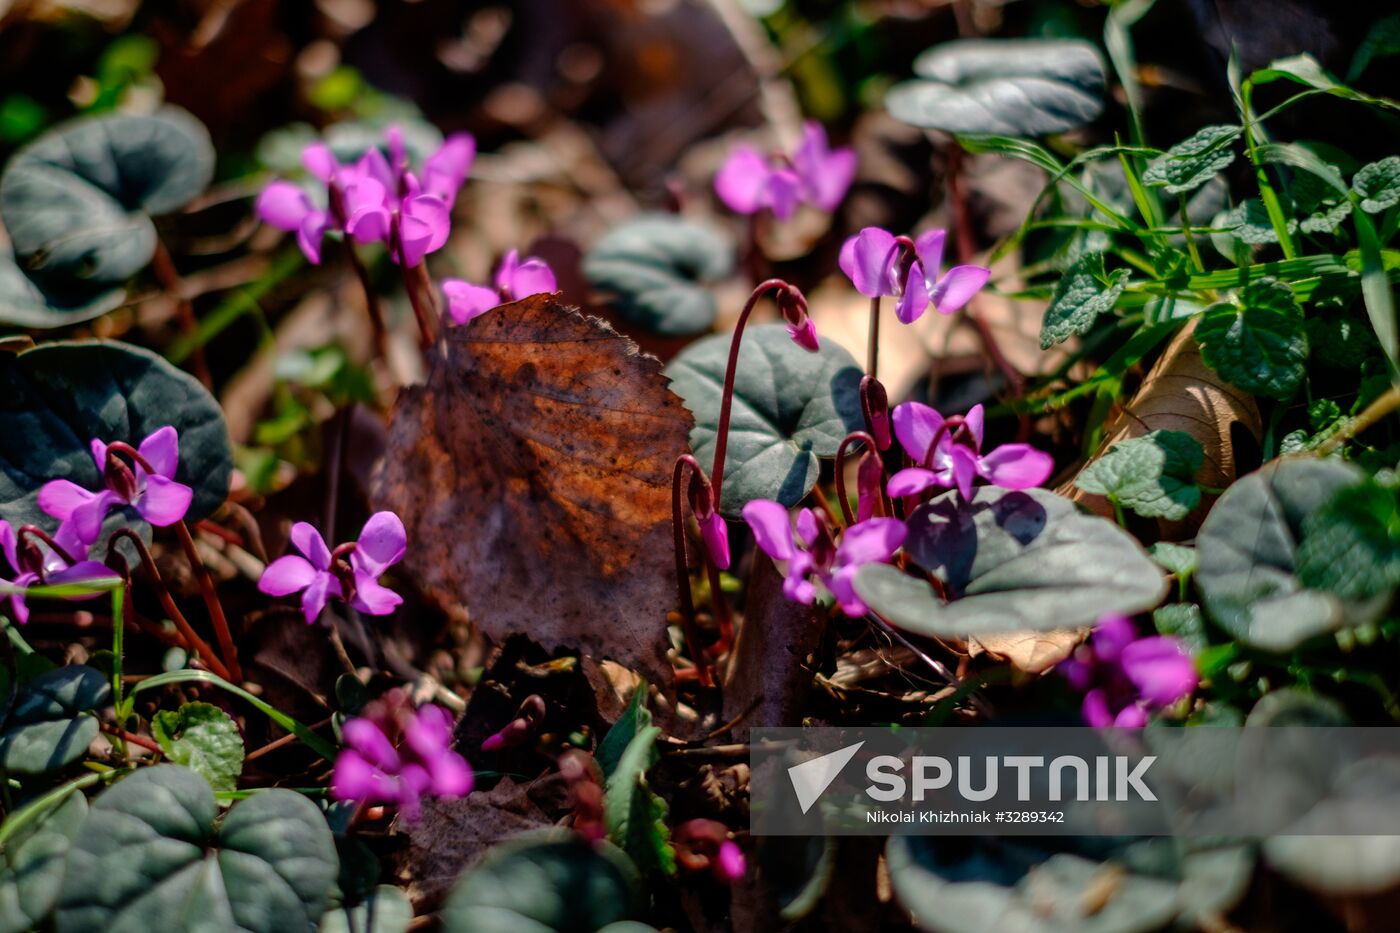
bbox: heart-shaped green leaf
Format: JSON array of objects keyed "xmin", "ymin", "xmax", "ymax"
[
  {"xmin": 887, "ymin": 39, "xmax": 1106, "ymax": 137},
  {"xmin": 0, "ymin": 108, "xmax": 213, "ymax": 292},
  {"xmin": 1196, "ymin": 278, "xmax": 1308, "ymax": 398},
  {"xmin": 0, "ymin": 252, "xmax": 123, "ymax": 329},
  {"xmin": 1292, "ymin": 171, "xmax": 1353, "ymax": 234},
  {"xmin": 1142, "ymin": 125, "xmax": 1241, "ymax": 194},
  {"xmin": 56, "ymin": 765, "xmax": 338, "ymax": 933},
  {"xmin": 583, "ymin": 214, "xmax": 734, "ymax": 337},
  {"xmin": 319, "ymin": 885, "xmax": 412, "ymax": 933},
  {"xmin": 1075, "ymin": 430, "xmax": 1204, "ymax": 521},
  {"xmin": 152, "ymin": 702, "xmax": 245, "ymax": 794},
  {"xmin": 855, "ymin": 486, "xmax": 1166, "ymax": 637},
  {"xmin": 887, "ymin": 836, "xmax": 1252, "ymax": 933},
  {"xmin": 604, "ymin": 725, "xmax": 674, "ymax": 877},
  {"xmin": 0, "ymin": 340, "xmax": 232, "ymax": 548},
  {"xmin": 0, "ymin": 666, "xmax": 110, "ymax": 775},
  {"xmin": 665, "ymin": 324, "xmax": 863, "ymax": 514},
  {"xmin": 1354, "ymin": 156, "xmax": 1400, "ymax": 213},
  {"xmin": 1040, "ymin": 253, "xmax": 1128, "ymax": 349},
  {"xmin": 1213, "ymin": 199, "xmax": 1279, "ymax": 247},
  {"xmin": 1196, "ymin": 459, "xmax": 1391, "ymax": 651},
  {"xmin": 0, "ymin": 788, "xmax": 86, "ymax": 933},
  {"xmin": 440, "ymin": 832, "xmax": 650, "ymax": 933}
]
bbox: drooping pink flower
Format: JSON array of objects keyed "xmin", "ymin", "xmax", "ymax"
[
  {"xmin": 0, "ymin": 520, "xmax": 117, "ymax": 624},
  {"xmin": 714, "ymin": 840, "xmax": 747, "ymax": 883},
  {"xmin": 442, "ymin": 250, "xmax": 559, "ymax": 325},
  {"xmin": 38, "ymin": 427, "xmax": 193, "ymax": 549},
  {"xmin": 256, "ymin": 128, "xmax": 475, "ymax": 267},
  {"xmin": 839, "ymin": 227, "xmax": 990, "ymax": 324},
  {"xmin": 885, "ymin": 402, "xmax": 1053, "ymax": 501},
  {"xmin": 1059, "ymin": 615, "xmax": 1198, "ymax": 728},
  {"xmin": 742, "ymin": 501, "xmax": 905, "ymax": 617},
  {"xmin": 259, "ymin": 512, "xmax": 406, "ymax": 624},
  {"xmin": 714, "ymin": 121, "xmax": 855, "ymax": 220},
  {"xmin": 332, "ymin": 693, "xmax": 472, "ymax": 821}
]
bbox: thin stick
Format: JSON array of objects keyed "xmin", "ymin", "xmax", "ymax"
[
  {"xmin": 671, "ymin": 457, "xmax": 715, "ymax": 688},
  {"xmin": 174, "ymin": 521, "xmax": 243, "ymax": 683},
  {"xmin": 152, "ymin": 241, "xmax": 213, "ymax": 388},
  {"xmin": 1314, "ymin": 385, "xmax": 1400, "ymax": 457}
]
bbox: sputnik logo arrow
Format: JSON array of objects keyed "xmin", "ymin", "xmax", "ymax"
[{"xmin": 788, "ymin": 741, "xmax": 864, "ymax": 814}]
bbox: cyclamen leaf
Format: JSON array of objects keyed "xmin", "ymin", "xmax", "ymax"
[
  {"xmin": 1153, "ymin": 603, "xmax": 1209, "ymax": 652},
  {"xmin": 583, "ymin": 214, "xmax": 734, "ymax": 337},
  {"xmin": 1040, "ymin": 253, "xmax": 1129, "ymax": 349},
  {"xmin": 1195, "ymin": 278, "xmax": 1307, "ymax": 398},
  {"xmin": 1142, "ymin": 125, "xmax": 1241, "ymax": 194},
  {"xmin": 604, "ymin": 725, "xmax": 675, "ymax": 877},
  {"xmin": 1353, "ymin": 156, "xmax": 1400, "ymax": 214},
  {"xmin": 0, "ymin": 666, "xmax": 109, "ymax": 775},
  {"xmin": 1295, "ymin": 478, "xmax": 1400, "ymax": 601},
  {"xmin": 1196, "ymin": 459, "xmax": 1391, "ymax": 652},
  {"xmin": 666, "ymin": 324, "xmax": 863, "ymax": 514},
  {"xmin": 56, "ymin": 765, "xmax": 338, "ymax": 933},
  {"xmin": 0, "ymin": 788, "xmax": 86, "ymax": 933},
  {"xmin": 440, "ymin": 832, "xmax": 649, "ymax": 933},
  {"xmin": 887, "ymin": 39, "xmax": 1106, "ymax": 136},
  {"xmin": 0, "ymin": 108, "xmax": 213, "ymax": 291},
  {"xmin": 854, "ymin": 486, "xmax": 1166, "ymax": 637},
  {"xmin": 0, "ymin": 251, "xmax": 123, "ymax": 329},
  {"xmin": 151, "ymin": 702, "xmax": 245, "ymax": 794},
  {"xmin": 320, "ymin": 886, "xmax": 412, "ymax": 933},
  {"xmin": 1074, "ymin": 430, "xmax": 1204, "ymax": 520}
]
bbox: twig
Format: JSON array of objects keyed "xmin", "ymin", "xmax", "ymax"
[
  {"xmin": 173, "ymin": 521, "xmax": 243, "ymax": 683},
  {"xmin": 151, "ymin": 240, "xmax": 213, "ymax": 388}
]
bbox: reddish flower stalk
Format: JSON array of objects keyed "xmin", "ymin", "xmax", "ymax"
[
  {"xmin": 326, "ymin": 185, "xmax": 389, "ymax": 360},
  {"xmin": 833, "ymin": 431, "xmax": 889, "ymax": 526},
  {"xmin": 671, "ymin": 455, "xmax": 717, "ymax": 688}
]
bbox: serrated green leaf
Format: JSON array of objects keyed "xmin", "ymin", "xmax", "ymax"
[
  {"xmin": 152, "ymin": 702, "xmax": 245, "ymax": 794},
  {"xmin": 1214, "ymin": 199, "xmax": 1278, "ymax": 244},
  {"xmin": 0, "ymin": 665, "xmax": 109, "ymax": 775},
  {"xmin": 1148, "ymin": 542, "xmax": 1198, "ymax": 578},
  {"xmin": 1292, "ymin": 171, "xmax": 1353, "ymax": 234},
  {"xmin": 0, "ymin": 791, "xmax": 86, "ymax": 933},
  {"xmin": 1196, "ymin": 278, "xmax": 1307, "ymax": 398},
  {"xmin": 583, "ymin": 214, "xmax": 733, "ymax": 337},
  {"xmin": 1075, "ymin": 430, "xmax": 1204, "ymax": 520},
  {"xmin": 665, "ymin": 324, "xmax": 863, "ymax": 514},
  {"xmin": 603, "ymin": 725, "xmax": 674, "ymax": 877},
  {"xmin": 1295, "ymin": 478, "xmax": 1400, "ymax": 601},
  {"xmin": 1040, "ymin": 253, "xmax": 1129, "ymax": 348},
  {"xmin": 595, "ymin": 682, "xmax": 650, "ymax": 780},
  {"xmin": 1142, "ymin": 125, "xmax": 1241, "ymax": 194},
  {"xmin": 1354, "ymin": 156, "xmax": 1400, "ymax": 214},
  {"xmin": 56, "ymin": 765, "xmax": 338, "ymax": 933}
]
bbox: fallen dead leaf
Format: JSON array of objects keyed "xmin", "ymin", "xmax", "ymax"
[
  {"xmin": 372, "ymin": 295, "xmax": 693, "ymax": 686},
  {"xmin": 969, "ymin": 629, "xmax": 1083, "ymax": 675}
]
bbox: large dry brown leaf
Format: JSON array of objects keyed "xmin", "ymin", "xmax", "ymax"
[{"xmin": 371, "ymin": 295, "xmax": 693, "ymax": 685}]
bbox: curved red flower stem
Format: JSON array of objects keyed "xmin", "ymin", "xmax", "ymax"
[
  {"xmin": 105, "ymin": 528, "xmax": 233, "ymax": 681},
  {"xmin": 671, "ymin": 455, "xmax": 715, "ymax": 688},
  {"xmin": 833, "ymin": 431, "xmax": 884, "ymax": 526},
  {"xmin": 327, "ymin": 185, "xmax": 389, "ymax": 360},
  {"xmin": 15, "ymin": 525, "xmax": 78, "ymax": 570},
  {"xmin": 704, "ymin": 559, "xmax": 734, "ymax": 660},
  {"xmin": 105, "ymin": 443, "xmax": 242, "ymax": 683},
  {"xmin": 866, "ymin": 296, "xmax": 881, "ymax": 378},
  {"xmin": 388, "ymin": 216, "xmax": 438, "ymax": 350},
  {"xmin": 710, "ymin": 279, "xmax": 791, "ymax": 510}
]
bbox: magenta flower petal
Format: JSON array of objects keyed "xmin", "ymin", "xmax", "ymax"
[
  {"xmin": 782, "ymin": 553, "xmax": 818, "ymax": 605},
  {"xmin": 1091, "ymin": 615, "xmax": 1138, "ymax": 663},
  {"xmin": 442, "ymin": 279, "xmax": 501, "ymax": 325},
  {"xmin": 930, "ymin": 264, "xmax": 991, "ymax": 316},
  {"xmin": 699, "ymin": 512, "xmax": 731, "ymax": 571},
  {"xmin": 1081, "ymin": 689, "xmax": 1114, "ymax": 728},
  {"xmin": 331, "ymin": 749, "xmax": 382, "ymax": 804},
  {"xmin": 742, "ymin": 500, "xmax": 797, "ymax": 561},
  {"xmin": 351, "ymin": 574, "xmax": 403, "ymax": 616},
  {"xmin": 886, "ymin": 467, "xmax": 939, "ymax": 498},
  {"xmin": 838, "ymin": 227, "xmax": 899, "ymax": 298},
  {"xmin": 68, "ymin": 491, "xmax": 119, "ymax": 548},
  {"xmin": 1120, "ymin": 637, "xmax": 1198, "ymax": 706},
  {"xmin": 302, "ymin": 143, "xmax": 339, "ymax": 183},
  {"xmin": 355, "ymin": 147, "xmax": 395, "ymax": 190},
  {"xmin": 793, "ymin": 122, "xmax": 856, "ymax": 211},
  {"xmin": 137, "ymin": 427, "xmax": 180, "ymax": 478},
  {"xmin": 398, "ymin": 195, "xmax": 450, "ymax": 266},
  {"xmin": 255, "ymin": 181, "xmax": 316, "ymax": 232},
  {"xmin": 345, "ymin": 717, "xmax": 403, "ymax": 771},
  {"xmin": 835, "ymin": 518, "xmax": 907, "ymax": 567},
  {"xmin": 856, "ymin": 456, "xmax": 883, "ymax": 522},
  {"xmin": 501, "ymin": 254, "xmax": 558, "ymax": 299},
  {"xmin": 0, "ymin": 521, "xmax": 17, "ymax": 572},
  {"xmin": 355, "ymin": 511, "xmax": 406, "ymax": 575},
  {"xmin": 300, "ymin": 572, "xmax": 340, "ymax": 625},
  {"xmin": 891, "ymin": 402, "xmax": 944, "ymax": 464},
  {"xmin": 343, "ymin": 177, "xmax": 392, "ymax": 244},
  {"xmin": 290, "ymin": 522, "xmax": 333, "ymax": 571},
  {"xmin": 38, "ymin": 479, "xmax": 100, "ymax": 522},
  {"xmin": 715, "ymin": 840, "xmax": 746, "ymax": 883},
  {"xmin": 794, "ymin": 509, "xmax": 820, "ymax": 550},
  {"xmin": 714, "ymin": 146, "xmax": 771, "ymax": 214},
  {"xmin": 423, "ymin": 133, "xmax": 476, "ymax": 204},
  {"xmin": 764, "ymin": 169, "xmax": 802, "ymax": 220},
  {"xmin": 1113, "ymin": 704, "xmax": 1150, "ymax": 728},
  {"xmin": 912, "ymin": 229, "xmax": 947, "ymax": 284},
  {"xmin": 136, "ymin": 475, "xmax": 192, "ymax": 527},
  {"xmin": 5, "ymin": 573, "xmax": 37, "ymax": 624},
  {"xmin": 89, "ymin": 439, "xmax": 108, "ymax": 472},
  {"xmin": 786, "ymin": 316, "xmax": 820, "ymax": 352},
  {"xmin": 824, "ymin": 564, "xmax": 868, "ymax": 617},
  {"xmin": 258, "ymin": 555, "xmax": 318, "ymax": 596},
  {"xmin": 963, "ymin": 404, "xmax": 986, "ymax": 450},
  {"xmin": 894, "ymin": 264, "xmax": 931, "ymax": 324},
  {"xmin": 977, "ymin": 444, "xmax": 1054, "ymax": 490},
  {"xmin": 296, "ymin": 212, "xmax": 330, "ymax": 265},
  {"xmin": 948, "ymin": 445, "xmax": 979, "ymax": 500}
]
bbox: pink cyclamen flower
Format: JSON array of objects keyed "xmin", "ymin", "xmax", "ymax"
[
  {"xmin": 38, "ymin": 426, "xmax": 193, "ymax": 549},
  {"xmin": 742, "ymin": 501, "xmax": 905, "ymax": 617},
  {"xmin": 715, "ymin": 120, "xmax": 856, "ymax": 220},
  {"xmin": 1059, "ymin": 615, "xmax": 1198, "ymax": 728},
  {"xmin": 259, "ymin": 511, "xmax": 406, "ymax": 624},
  {"xmin": 0, "ymin": 520, "xmax": 117, "ymax": 624},
  {"xmin": 839, "ymin": 227, "xmax": 990, "ymax": 324},
  {"xmin": 885, "ymin": 402, "xmax": 1053, "ymax": 501},
  {"xmin": 714, "ymin": 840, "xmax": 747, "ymax": 883},
  {"xmin": 442, "ymin": 250, "xmax": 559, "ymax": 325},
  {"xmin": 256, "ymin": 128, "xmax": 475, "ymax": 267},
  {"xmin": 332, "ymin": 693, "xmax": 473, "ymax": 822}
]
